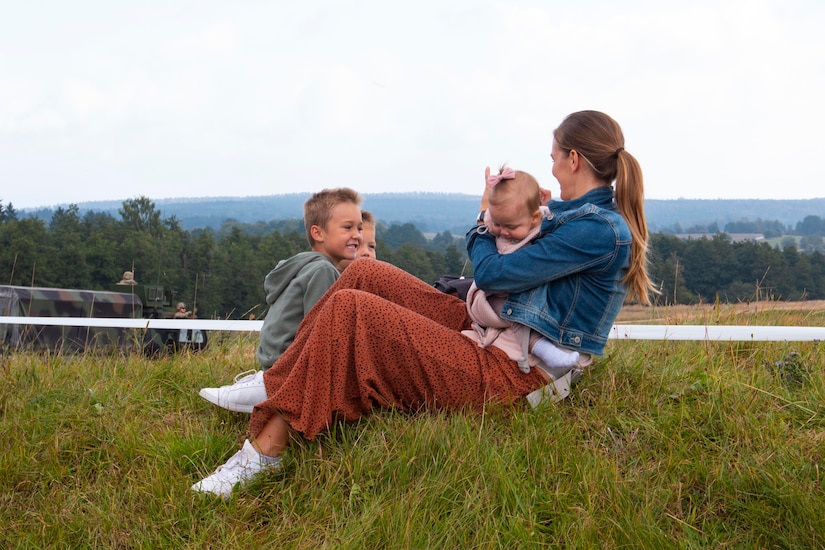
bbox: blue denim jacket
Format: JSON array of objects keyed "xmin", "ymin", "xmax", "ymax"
[{"xmin": 466, "ymin": 186, "xmax": 631, "ymax": 356}]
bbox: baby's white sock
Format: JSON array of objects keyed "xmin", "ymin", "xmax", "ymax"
[{"xmin": 532, "ymin": 338, "xmax": 580, "ymax": 368}]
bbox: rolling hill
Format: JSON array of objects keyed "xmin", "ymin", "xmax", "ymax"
[{"xmin": 23, "ymin": 193, "xmax": 825, "ymax": 235}]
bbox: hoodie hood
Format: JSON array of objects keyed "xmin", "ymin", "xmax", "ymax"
[{"xmin": 264, "ymin": 251, "xmax": 336, "ymax": 304}]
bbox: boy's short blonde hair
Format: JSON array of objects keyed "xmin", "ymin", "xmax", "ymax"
[{"xmin": 303, "ymin": 188, "xmax": 363, "ymax": 246}]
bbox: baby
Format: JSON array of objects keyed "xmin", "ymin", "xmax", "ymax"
[{"xmin": 465, "ymin": 166, "xmax": 581, "ymax": 373}]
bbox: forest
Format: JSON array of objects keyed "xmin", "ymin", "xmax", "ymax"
[{"xmin": 2, "ymin": 197, "xmax": 825, "ymax": 319}]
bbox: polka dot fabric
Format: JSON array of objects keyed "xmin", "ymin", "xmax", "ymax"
[{"xmin": 249, "ymin": 260, "xmax": 547, "ymax": 440}]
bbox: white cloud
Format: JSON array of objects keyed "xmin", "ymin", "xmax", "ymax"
[
  {"xmin": 165, "ymin": 23, "xmax": 237, "ymax": 60},
  {"xmin": 0, "ymin": 0, "xmax": 824, "ymax": 208}
]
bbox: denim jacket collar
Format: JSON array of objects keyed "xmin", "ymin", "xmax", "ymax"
[{"xmin": 548, "ymin": 185, "xmax": 614, "ymax": 214}]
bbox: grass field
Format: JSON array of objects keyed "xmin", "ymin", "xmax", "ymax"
[{"xmin": 2, "ymin": 302, "xmax": 824, "ymax": 548}]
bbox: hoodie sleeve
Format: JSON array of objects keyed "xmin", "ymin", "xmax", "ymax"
[{"xmin": 256, "ymin": 259, "xmax": 340, "ymax": 369}]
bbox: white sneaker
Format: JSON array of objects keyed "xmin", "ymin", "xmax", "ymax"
[
  {"xmin": 192, "ymin": 439, "xmax": 281, "ymax": 498},
  {"xmin": 199, "ymin": 369, "xmax": 267, "ymax": 413},
  {"xmin": 525, "ymin": 371, "xmax": 574, "ymax": 408},
  {"xmin": 526, "ymin": 354, "xmax": 594, "ymax": 408}
]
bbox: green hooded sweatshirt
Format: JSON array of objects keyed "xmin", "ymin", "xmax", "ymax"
[{"xmin": 256, "ymin": 251, "xmax": 339, "ymax": 369}]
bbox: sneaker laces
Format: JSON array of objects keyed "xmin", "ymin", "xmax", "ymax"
[
  {"xmin": 233, "ymin": 369, "xmax": 259, "ymax": 384},
  {"xmin": 212, "ymin": 443, "xmax": 278, "ymax": 477},
  {"xmin": 205, "ymin": 448, "xmax": 250, "ymax": 483}
]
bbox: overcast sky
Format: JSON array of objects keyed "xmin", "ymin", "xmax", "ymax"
[{"xmin": 2, "ymin": 0, "xmax": 823, "ymax": 210}]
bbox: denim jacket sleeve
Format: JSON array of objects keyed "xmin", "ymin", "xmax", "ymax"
[{"xmin": 466, "ymin": 208, "xmax": 626, "ymax": 295}]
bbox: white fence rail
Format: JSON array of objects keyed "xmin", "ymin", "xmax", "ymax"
[
  {"xmin": 609, "ymin": 324, "xmax": 825, "ymax": 341},
  {"xmin": 2, "ymin": 316, "xmax": 824, "ymax": 341}
]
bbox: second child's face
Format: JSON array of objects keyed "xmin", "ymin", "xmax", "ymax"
[
  {"xmin": 487, "ymin": 202, "xmax": 539, "ymax": 242},
  {"xmin": 313, "ymin": 202, "xmax": 363, "ymax": 270},
  {"xmin": 359, "ymin": 225, "xmax": 377, "ymax": 260}
]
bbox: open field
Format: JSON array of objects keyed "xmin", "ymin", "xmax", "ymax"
[
  {"xmin": 1, "ymin": 303, "xmax": 824, "ymax": 548},
  {"xmin": 617, "ymin": 299, "xmax": 825, "ymax": 324}
]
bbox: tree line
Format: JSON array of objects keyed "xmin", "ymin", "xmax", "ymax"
[
  {"xmin": 2, "ymin": 197, "xmax": 825, "ymax": 318},
  {"xmin": 0, "ymin": 198, "xmax": 467, "ymax": 319},
  {"xmin": 673, "ymin": 214, "xmax": 825, "ymax": 253},
  {"xmin": 648, "ymin": 233, "xmax": 825, "ymax": 305}
]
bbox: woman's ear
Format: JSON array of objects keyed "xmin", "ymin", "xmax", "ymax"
[{"xmin": 569, "ymin": 149, "xmax": 580, "ymax": 172}]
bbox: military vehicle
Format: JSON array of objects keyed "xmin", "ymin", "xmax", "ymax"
[
  {"xmin": 0, "ymin": 285, "xmax": 143, "ymax": 353},
  {"xmin": 0, "ymin": 278, "xmax": 207, "ymax": 355}
]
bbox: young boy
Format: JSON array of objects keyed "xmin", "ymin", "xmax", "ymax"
[
  {"xmin": 199, "ymin": 188, "xmax": 364, "ymax": 413},
  {"xmin": 340, "ymin": 210, "xmax": 376, "ymax": 269}
]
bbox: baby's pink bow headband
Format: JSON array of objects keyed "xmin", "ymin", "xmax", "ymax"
[{"xmin": 486, "ymin": 167, "xmax": 516, "ymax": 188}]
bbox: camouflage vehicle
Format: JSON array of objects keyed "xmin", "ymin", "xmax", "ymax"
[
  {"xmin": 0, "ymin": 281, "xmax": 207, "ymax": 355},
  {"xmin": 0, "ymin": 285, "xmax": 143, "ymax": 353}
]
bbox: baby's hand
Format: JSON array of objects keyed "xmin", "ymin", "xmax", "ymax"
[
  {"xmin": 480, "ymin": 167, "xmax": 491, "ymax": 211},
  {"xmin": 539, "ymin": 187, "xmax": 552, "ymax": 204}
]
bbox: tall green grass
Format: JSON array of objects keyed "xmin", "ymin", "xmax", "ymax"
[{"xmin": 1, "ymin": 308, "xmax": 823, "ymax": 548}]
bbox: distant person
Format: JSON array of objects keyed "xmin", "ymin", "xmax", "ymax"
[
  {"xmin": 174, "ymin": 302, "xmax": 192, "ymax": 319},
  {"xmin": 192, "ymin": 110, "xmax": 656, "ymax": 497},
  {"xmin": 198, "ymin": 188, "xmax": 364, "ymax": 413},
  {"xmin": 117, "ymin": 271, "xmax": 137, "ymax": 285},
  {"xmin": 470, "ymin": 166, "xmax": 585, "ymax": 379}
]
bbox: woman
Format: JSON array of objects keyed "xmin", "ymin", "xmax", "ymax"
[{"xmin": 192, "ymin": 110, "xmax": 656, "ymax": 497}]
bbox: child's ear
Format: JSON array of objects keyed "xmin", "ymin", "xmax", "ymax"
[{"xmin": 310, "ymin": 224, "xmax": 325, "ymax": 243}]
